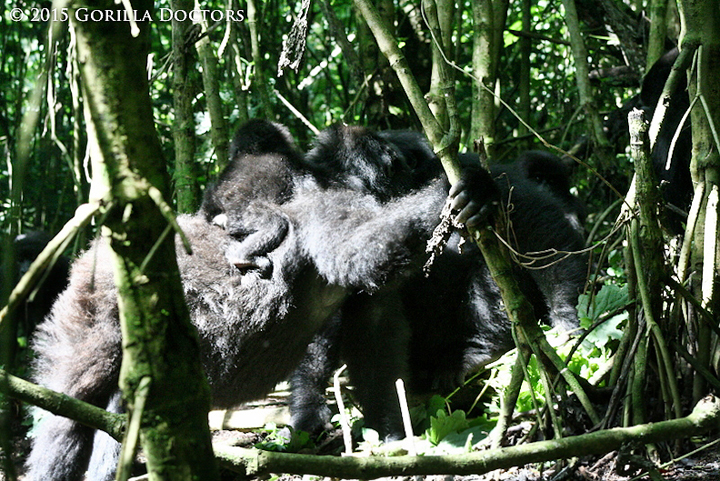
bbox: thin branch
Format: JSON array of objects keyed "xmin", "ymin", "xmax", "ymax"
[
  {"xmin": 505, "ymin": 29, "xmax": 570, "ymax": 46},
  {"xmin": 274, "ymin": 89, "xmax": 320, "ymax": 135},
  {"xmin": 0, "ymin": 202, "xmax": 101, "ymax": 327},
  {"xmin": 0, "ymin": 369, "xmax": 126, "ymax": 441}
]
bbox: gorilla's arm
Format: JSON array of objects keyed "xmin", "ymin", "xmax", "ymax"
[{"xmin": 290, "ymin": 178, "xmax": 450, "ymax": 290}]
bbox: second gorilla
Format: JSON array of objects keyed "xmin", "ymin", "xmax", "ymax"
[{"xmin": 282, "ymin": 129, "xmax": 587, "ymax": 441}]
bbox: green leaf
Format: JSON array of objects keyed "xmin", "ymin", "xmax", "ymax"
[
  {"xmin": 426, "ymin": 395, "xmax": 447, "ymax": 417},
  {"xmin": 584, "ymin": 312, "xmax": 627, "ymax": 349},
  {"xmin": 426, "ymin": 410, "xmax": 469, "ymax": 446},
  {"xmin": 255, "ymin": 424, "xmax": 313, "ymax": 452},
  {"xmin": 577, "ymin": 284, "xmax": 630, "ymax": 325}
]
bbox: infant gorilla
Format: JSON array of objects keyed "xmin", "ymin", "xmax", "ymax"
[{"xmin": 26, "ymin": 121, "xmax": 471, "ymax": 481}]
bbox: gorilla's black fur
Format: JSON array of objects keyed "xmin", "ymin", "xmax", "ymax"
[
  {"xmin": 289, "ymin": 135, "xmax": 587, "ymax": 440},
  {"xmin": 514, "ymin": 150, "xmax": 585, "ymax": 220},
  {"xmin": 602, "ymin": 48, "xmax": 691, "ymax": 233},
  {"xmin": 26, "ymin": 122, "xmax": 454, "ymax": 480},
  {"xmin": 303, "ymin": 125, "xmax": 442, "ymax": 201},
  {"xmin": 404, "ymin": 159, "xmax": 587, "ymax": 390},
  {"xmin": 201, "ymin": 118, "xmax": 305, "ymax": 222}
]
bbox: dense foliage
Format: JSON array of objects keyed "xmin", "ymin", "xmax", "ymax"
[{"xmin": 0, "ymin": 0, "xmax": 653, "ymax": 231}]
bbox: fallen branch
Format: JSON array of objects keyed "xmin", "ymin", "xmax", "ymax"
[{"xmin": 215, "ymin": 396, "xmax": 720, "ymax": 478}]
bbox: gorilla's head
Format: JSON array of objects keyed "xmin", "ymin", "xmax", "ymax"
[{"xmin": 305, "ymin": 125, "xmax": 441, "ymax": 201}]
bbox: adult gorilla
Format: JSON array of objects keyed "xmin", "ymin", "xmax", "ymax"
[{"xmin": 288, "ymin": 130, "xmax": 587, "ymax": 440}]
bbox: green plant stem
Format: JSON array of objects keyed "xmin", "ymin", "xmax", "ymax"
[
  {"xmin": 629, "ymin": 221, "xmax": 683, "ymax": 420},
  {"xmin": 490, "ymin": 351, "xmax": 526, "ymax": 449}
]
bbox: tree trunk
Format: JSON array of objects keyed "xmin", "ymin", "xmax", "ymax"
[
  {"xmin": 248, "ymin": 0, "xmax": 274, "ymax": 119},
  {"xmin": 646, "ymin": 0, "xmax": 668, "ymax": 70},
  {"xmin": 518, "ymin": 0, "xmax": 531, "ymax": 138},
  {"xmin": 627, "ymin": 109, "xmax": 682, "ymax": 425},
  {"xmin": 226, "ymin": 5, "xmax": 250, "ymax": 128},
  {"xmin": 425, "ymin": 0, "xmax": 454, "ymax": 129},
  {"xmin": 172, "ymin": 0, "xmax": 201, "ymax": 213},
  {"xmin": 470, "ymin": 0, "xmax": 508, "ymax": 158},
  {"xmin": 194, "ymin": 5, "xmax": 229, "ymax": 170},
  {"xmin": 73, "ymin": 1, "xmax": 219, "ymax": 478},
  {"xmin": 561, "ymin": 0, "xmax": 613, "ymax": 167},
  {"xmin": 677, "ymin": 0, "xmax": 720, "ymax": 405}
]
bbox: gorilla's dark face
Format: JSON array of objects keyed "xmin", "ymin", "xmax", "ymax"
[
  {"xmin": 376, "ymin": 130, "xmax": 443, "ymax": 189},
  {"xmin": 304, "ymin": 125, "xmax": 441, "ymax": 201},
  {"xmin": 200, "ymin": 119, "xmax": 305, "ymax": 228}
]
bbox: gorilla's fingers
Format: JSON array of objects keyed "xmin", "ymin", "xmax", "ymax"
[
  {"xmin": 456, "ymin": 200, "xmax": 497, "ymax": 228},
  {"xmin": 450, "ymin": 184, "xmax": 497, "ymax": 228},
  {"xmin": 448, "ymin": 180, "xmax": 467, "ymax": 199},
  {"xmin": 455, "ymin": 200, "xmax": 480, "ymax": 224},
  {"xmin": 449, "ymin": 190, "xmax": 471, "ymax": 211},
  {"xmin": 225, "ymin": 252, "xmax": 273, "ymax": 276},
  {"xmin": 462, "ymin": 205, "xmax": 495, "ymax": 228}
]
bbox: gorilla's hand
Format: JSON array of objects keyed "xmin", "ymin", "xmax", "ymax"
[
  {"xmin": 448, "ymin": 165, "xmax": 500, "ymax": 228},
  {"xmin": 222, "ymin": 206, "xmax": 291, "ymax": 278}
]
